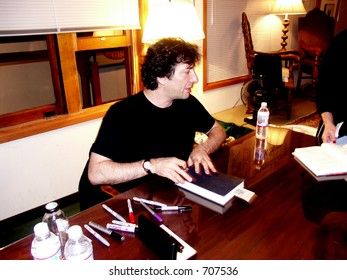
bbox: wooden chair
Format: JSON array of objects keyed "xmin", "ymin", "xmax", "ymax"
[
  {"xmin": 296, "ymin": 8, "xmax": 334, "ymax": 94},
  {"xmin": 241, "ymin": 12, "xmax": 300, "ymax": 119}
]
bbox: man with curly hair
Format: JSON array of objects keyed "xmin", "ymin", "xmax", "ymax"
[{"xmin": 78, "ymin": 38, "xmax": 226, "ymax": 210}]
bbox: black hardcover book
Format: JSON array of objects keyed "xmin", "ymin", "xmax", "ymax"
[{"xmin": 176, "ymin": 167, "xmax": 244, "ymax": 206}]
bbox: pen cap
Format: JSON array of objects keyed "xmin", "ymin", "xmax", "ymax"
[{"xmin": 65, "ymin": 225, "xmax": 94, "ymax": 260}]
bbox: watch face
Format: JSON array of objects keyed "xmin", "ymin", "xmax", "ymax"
[{"xmin": 144, "ymin": 161, "xmax": 151, "ymax": 170}]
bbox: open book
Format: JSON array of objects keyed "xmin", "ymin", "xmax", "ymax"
[
  {"xmin": 292, "ymin": 140, "xmax": 347, "ymax": 181},
  {"xmin": 176, "ymin": 167, "xmax": 245, "ymax": 206}
]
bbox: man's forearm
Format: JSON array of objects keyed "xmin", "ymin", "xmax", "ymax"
[
  {"xmin": 199, "ymin": 122, "xmax": 226, "ymax": 155},
  {"xmin": 88, "ymin": 160, "xmax": 146, "ymax": 186}
]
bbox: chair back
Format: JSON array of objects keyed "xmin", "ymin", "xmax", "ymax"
[
  {"xmin": 298, "ymin": 8, "xmax": 334, "ymax": 58},
  {"xmin": 253, "ymin": 54, "xmax": 283, "ymax": 90},
  {"xmin": 241, "ymin": 12, "xmax": 255, "ymax": 78}
]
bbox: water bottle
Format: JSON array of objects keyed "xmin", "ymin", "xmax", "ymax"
[
  {"xmin": 42, "ymin": 202, "xmax": 69, "ymax": 254},
  {"xmin": 254, "ymin": 138, "xmax": 267, "ymax": 169},
  {"xmin": 256, "ymin": 102, "xmax": 270, "ymax": 139},
  {"xmin": 31, "ymin": 222, "xmax": 63, "ymax": 260},
  {"xmin": 64, "ymin": 225, "xmax": 94, "ymax": 260}
]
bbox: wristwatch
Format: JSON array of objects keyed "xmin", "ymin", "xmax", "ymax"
[{"xmin": 142, "ymin": 159, "xmax": 152, "ymax": 174}]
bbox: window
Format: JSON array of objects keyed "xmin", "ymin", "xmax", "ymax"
[
  {"xmin": 0, "ymin": 35, "xmax": 64, "ymax": 128},
  {"xmin": 0, "ymin": 30, "xmax": 135, "ymax": 143}
]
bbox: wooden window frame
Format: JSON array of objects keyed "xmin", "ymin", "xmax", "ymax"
[{"xmin": 0, "ymin": 30, "xmax": 135, "ymax": 144}]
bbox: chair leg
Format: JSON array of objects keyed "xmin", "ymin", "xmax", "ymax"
[{"xmin": 287, "ymin": 89, "xmax": 292, "ymax": 120}]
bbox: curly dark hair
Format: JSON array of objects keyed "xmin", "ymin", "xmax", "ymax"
[{"xmin": 141, "ymin": 38, "xmax": 201, "ymax": 90}]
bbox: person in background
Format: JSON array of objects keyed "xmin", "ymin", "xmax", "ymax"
[
  {"xmin": 78, "ymin": 38, "xmax": 226, "ymax": 210},
  {"xmin": 316, "ymin": 29, "xmax": 347, "ymax": 143}
]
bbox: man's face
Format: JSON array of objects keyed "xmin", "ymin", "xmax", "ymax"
[{"xmin": 163, "ymin": 63, "xmax": 198, "ymax": 100}]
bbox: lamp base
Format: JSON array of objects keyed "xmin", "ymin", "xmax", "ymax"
[{"xmin": 279, "ymin": 18, "xmax": 290, "ymax": 51}]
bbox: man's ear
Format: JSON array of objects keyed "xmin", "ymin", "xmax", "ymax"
[{"xmin": 157, "ymin": 76, "xmax": 168, "ymax": 86}]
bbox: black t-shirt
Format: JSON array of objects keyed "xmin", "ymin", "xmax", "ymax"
[
  {"xmin": 91, "ymin": 91, "xmax": 215, "ymax": 162},
  {"xmin": 79, "ymin": 91, "xmax": 215, "ymax": 197}
]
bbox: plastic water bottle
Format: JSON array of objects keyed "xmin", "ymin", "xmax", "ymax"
[
  {"xmin": 64, "ymin": 225, "xmax": 94, "ymax": 260},
  {"xmin": 42, "ymin": 202, "xmax": 69, "ymax": 254},
  {"xmin": 31, "ymin": 222, "xmax": 63, "ymax": 260},
  {"xmin": 254, "ymin": 138, "xmax": 267, "ymax": 169},
  {"xmin": 256, "ymin": 102, "xmax": 270, "ymax": 139}
]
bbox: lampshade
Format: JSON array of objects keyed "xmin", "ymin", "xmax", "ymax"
[
  {"xmin": 142, "ymin": 2, "xmax": 205, "ymax": 43},
  {"xmin": 272, "ymin": 0, "xmax": 307, "ymax": 15}
]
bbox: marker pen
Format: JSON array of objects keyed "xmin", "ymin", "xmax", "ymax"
[
  {"xmin": 139, "ymin": 200, "xmax": 163, "ymax": 223},
  {"xmin": 112, "ymin": 220, "xmax": 138, "ymax": 228},
  {"xmin": 153, "ymin": 206, "xmax": 192, "ymax": 212},
  {"xmin": 133, "ymin": 197, "xmax": 167, "ymax": 207},
  {"xmin": 84, "ymin": 224, "xmax": 110, "ymax": 247},
  {"xmin": 106, "ymin": 223, "xmax": 137, "ymax": 233},
  {"xmin": 88, "ymin": 221, "xmax": 125, "ymax": 241},
  {"xmin": 102, "ymin": 204, "xmax": 126, "ymax": 222},
  {"xmin": 127, "ymin": 199, "xmax": 135, "ymax": 223}
]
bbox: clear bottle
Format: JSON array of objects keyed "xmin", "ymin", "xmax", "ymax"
[
  {"xmin": 42, "ymin": 202, "xmax": 69, "ymax": 253},
  {"xmin": 64, "ymin": 225, "xmax": 94, "ymax": 260},
  {"xmin": 31, "ymin": 222, "xmax": 63, "ymax": 260},
  {"xmin": 254, "ymin": 138, "xmax": 267, "ymax": 169},
  {"xmin": 256, "ymin": 102, "xmax": 270, "ymax": 140}
]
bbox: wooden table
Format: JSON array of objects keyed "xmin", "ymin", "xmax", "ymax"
[{"xmin": 1, "ymin": 129, "xmax": 339, "ymax": 260}]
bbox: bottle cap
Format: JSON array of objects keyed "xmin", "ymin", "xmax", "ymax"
[
  {"xmin": 68, "ymin": 225, "xmax": 83, "ymax": 240},
  {"xmin": 261, "ymin": 102, "xmax": 267, "ymax": 107},
  {"xmin": 34, "ymin": 222, "xmax": 49, "ymax": 237},
  {"xmin": 45, "ymin": 202, "xmax": 59, "ymax": 213}
]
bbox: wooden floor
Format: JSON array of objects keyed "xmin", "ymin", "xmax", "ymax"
[{"xmin": 213, "ymin": 95, "xmax": 317, "ymax": 129}]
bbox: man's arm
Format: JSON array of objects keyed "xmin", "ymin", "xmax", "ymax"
[
  {"xmin": 88, "ymin": 152, "xmax": 147, "ymax": 186},
  {"xmin": 188, "ymin": 120, "xmax": 226, "ymax": 174},
  {"xmin": 88, "ymin": 153, "xmax": 194, "ymax": 186}
]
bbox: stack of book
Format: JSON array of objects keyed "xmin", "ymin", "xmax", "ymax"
[{"xmin": 176, "ymin": 167, "xmax": 249, "ymax": 214}]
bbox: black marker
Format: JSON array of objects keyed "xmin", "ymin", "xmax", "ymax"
[
  {"xmin": 153, "ymin": 206, "xmax": 192, "ymax": 212},
  {"xmin": 89, "ymin": 221, "xmax": 125, "ymax": 241}
]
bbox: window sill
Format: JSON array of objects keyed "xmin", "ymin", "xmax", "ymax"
[{"xmin": 0, "ymin": 102, "xmax": 115, "ymax": 144}]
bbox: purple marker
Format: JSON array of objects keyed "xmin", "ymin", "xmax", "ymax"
[{"xmin": 139, "ymin": 201, "xmax": 163, "ymax": 223}]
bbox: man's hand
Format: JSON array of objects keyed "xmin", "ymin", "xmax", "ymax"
[
  {"xmin": 187, "ymin": 145, "xmax": 217, "ymax": 176},
  {"xmin": 150, "ymin": 157, "xmax": 193, "ymax": 184}
]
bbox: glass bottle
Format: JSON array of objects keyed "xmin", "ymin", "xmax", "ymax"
[{"xmin": 42, "ymin": 201, "xmax": 69, "ymax": 253}]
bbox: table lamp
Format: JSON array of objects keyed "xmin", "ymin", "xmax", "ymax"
[
  {"xmin": 272, "ymin": 0, "xmax": 307, "ymax": 51},
  {"xmin": 142, "ymin": 1, "xmax": 205, "ymax": 44}
]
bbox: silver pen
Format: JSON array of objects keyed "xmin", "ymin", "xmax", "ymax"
[
  {"xmin": 133, "ymin": 197, "xmax": 167, "ymax": 207},
  {"xmin": 102, "ymin": 204, "xmax": 126, "ymax": 222},
  {"xmin": 84, "ymin": 224, "xmax": 110, "ymax": 247}
]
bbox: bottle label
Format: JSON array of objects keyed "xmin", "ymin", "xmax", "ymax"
[
  {"xmin": 257, "ymin": 112, "xmax": 269, "ymax": 127},
  {"xmin": 65, "ymin": 251, "xmax": 94, "ymax": 260},
  {"xmin": 32, "ymin": 245, "xmax": 62, "ymax": 260}
]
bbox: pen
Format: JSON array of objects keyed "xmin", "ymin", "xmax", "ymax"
[
  {"xmin": 139, "ymin": 200, "xmax": 163, "ymax": 223},
  {"xmin": 84, "ymin": 224, "xmax": 110, "ymax": 247},
  {"xmin": 133, "ymin": 197, "xmax": 167, "ymax": 207},
  {"xmin": 127, "ymin": 199, "xmax": 135, "ymax": 223},
  {"xmin": 102, "ymin": 204, "xmax": 127, "ymax": 222},
  {"xmin": 112, "ymin": 220, "xmax": 138, "ymax": 228},
  {"xmin": 153, "ymin": 206, "xmax": 192, "ymax": 212},
  {"xmin": 89, "ymin": 221, "xmax": 125, "ymax": 241},
  {"xmin": 107, "ymin": 223, "xmax": 137, "ymax": 233}
]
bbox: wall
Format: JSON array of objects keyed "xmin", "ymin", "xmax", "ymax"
[{"xmin": 0, "ymin": 0, "xmax": 300, "ymax": 221}]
